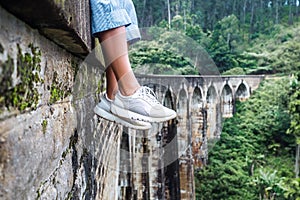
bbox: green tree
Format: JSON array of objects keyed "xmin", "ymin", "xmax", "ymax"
[
  {"xmin": 283, "ymin": 178, "xmax": 300, "ymax": 200},
  {"xmin": 250, "ymin": 169, "xmax": 286, "ymax": 199},
  {"xmin": 195, "ymin": 78, "xmax": 296, "ymax": 199},
  {"xmin": 287, "ymin": 73, "xmax": 300, "ymax": 178},
  {"xmin": 209, "ymin": 15, "xmax": 242, "ymax": 72}
]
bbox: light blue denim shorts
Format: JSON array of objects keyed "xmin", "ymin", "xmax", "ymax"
[{"xmin": 90, "ymin": 0, "xmax": 141, "ymax": 44}]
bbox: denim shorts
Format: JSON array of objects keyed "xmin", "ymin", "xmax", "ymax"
[{"xmin": 90, "ymin": 0, "xmax": 141, "ymax": 44}]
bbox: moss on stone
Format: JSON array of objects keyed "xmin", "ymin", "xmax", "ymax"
[
  {"xmin": 0, "ymin": 43, "xmax": 43, "ymax": 113},
  {"xmin": 35, "ymin": 179, "xmax": 48, "ymax": 200},
  {"xmin": 54, "ymin": 0, "xmax": 66, "ymax": 8},
  {"xmin": 97, "ymin": 80, "xmax": 102, "ymax": 94},
  {"xmin": 49, "ymin": 71, "xmax": 71, "ymax": 104},
  {"xmin": 0, "ymin": 56, "xmax": 14, "ymax": 111},
  {"xmin": 71, "ymin": 58, "xmax": 79, "ymax": 81},
  {"xmin": 36, "ymin": 190, "xmax": 41, "ymax": 199},
  {"xmin": 41, "ymin": 119, "xmax": 48, "ymax": 134},
  {"xmin": 50, "ymin": 86, "xmax": 64, "ymax": 104}
]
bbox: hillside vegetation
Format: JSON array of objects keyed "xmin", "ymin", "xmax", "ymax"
[
  {"xmin": 130, "ymin": 0, "xmax": 300, "ymax": 75},
  {"xmin": 195, "ymin": 75, "xmax": 300, "ymax": 199}
]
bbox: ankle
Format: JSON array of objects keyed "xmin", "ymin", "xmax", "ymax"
[
  {"xmin": 106, "ymin": 93, "xmax": 114, "ymax": 100},
  {"xmin": 119, "ymin": 86, "xmax": 140, "ymax": 96}
]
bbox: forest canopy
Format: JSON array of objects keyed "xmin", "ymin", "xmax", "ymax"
[{"xmin": 130, "ymin": 0, "xmax": 300, "ymax": 75}]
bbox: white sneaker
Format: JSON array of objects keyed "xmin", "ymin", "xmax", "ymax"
[
  {"xmin": 94, "ymin": 93, "xmax": 152, "ymax": 130},
  {"xmin": 111, "ymin": 86, "xmax": 177, "ymax": 122}
]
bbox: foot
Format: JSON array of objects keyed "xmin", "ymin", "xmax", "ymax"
[
  {"xmin": 111, "ymin": 86, "xmax": 177, "ymax": 122},
  {"xmin": 94, "ymin": 93, "xmax": 152, "ymax": 130}
]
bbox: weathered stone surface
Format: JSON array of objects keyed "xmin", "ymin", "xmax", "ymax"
[
  {"xmin": 0, "ymin": 103, "xmax": 76, "ymax": 198},
  {"xmin": 0, "ymin": 6, "xmax": 121, "ymax": 199},
  {"xmin": 0, "ymin": 0, "xmax": 92, "ymax": 57}
]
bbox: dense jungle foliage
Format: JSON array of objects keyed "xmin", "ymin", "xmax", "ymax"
[
  {"xmin": 130, "ymin": 0, "xmax": 300, "ymax": 199},
  {"xmin": 195, "ymin": 75, "xmax": 300, "ymax": 200},
  {"xmin": 131, "ymin": 0, "xmax": 300, "ymax": 75}
]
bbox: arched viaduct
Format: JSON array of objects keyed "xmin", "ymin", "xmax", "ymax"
[{"xmin": 128, "ymin": 74, "xmax": 265, "ymax": 199}]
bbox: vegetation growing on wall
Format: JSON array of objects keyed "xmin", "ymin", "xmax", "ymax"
[
  {"xmin": 41, "ymin": 119, "xmax": 48, "ymax": 134},
  {"xmin": 49, "ymin": 67, "xmax": 73, "ymax": 104},
  {"xmin": 0, "ymin": 55, "xmax": 14, "ymax": 111},
  {"xmin": 0, "ymin": 44, "xmax": 43, "ymax": 114},
  {"xmin": 50, "ymin": 71, "xmax": 65, "ymax": 104}
]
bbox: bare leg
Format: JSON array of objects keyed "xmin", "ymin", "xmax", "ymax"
[
  {"xmin": 106, "ymin": 66, "xmax": 118, "ymax": 100},
  {"xmin": 97, "ymin": 26, "xmax": 140, "ymax": 97}
]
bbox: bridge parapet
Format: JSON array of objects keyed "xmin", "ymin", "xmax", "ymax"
[
  {"xmin": 137, "ymin": 74, "xmax": 264, "ymax": 106},
  {"xmin": 0, "ymin": 0, "xmax": 92, "ymax": 57}
]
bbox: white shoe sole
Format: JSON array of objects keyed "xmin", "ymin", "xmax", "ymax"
[
  {"xmin": 94, "ymin": 106, "xmax": 152, "ymax": 130},
  {"xmin": 111, "ymin": 103, "xmax": 177, "ymax": 123}
]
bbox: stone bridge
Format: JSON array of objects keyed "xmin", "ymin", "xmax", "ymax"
[
  {"xmin": 138, "ymin": 74, "xmax": 263, "ymax": 139},
  {"xmin": 132, "ymin": 74, "xmax": 264, "ymax": 199},
  {"xmin": 0, "ymin": 1, "xmax": 264, "ymax": 199}
]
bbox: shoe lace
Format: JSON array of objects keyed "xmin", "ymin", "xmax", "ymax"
[{"xmin": 137, "ymin": 86, "xmax": 160, "ymax": 104}]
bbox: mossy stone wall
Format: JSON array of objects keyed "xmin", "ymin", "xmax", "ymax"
[{"xmin": 0, "ymin": 4, "xmax": 121, "ymax": 199}]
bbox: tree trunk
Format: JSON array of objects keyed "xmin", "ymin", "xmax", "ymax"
[
  {"xmin": 275, "ymin": 0, "xmax": 279, "ymax": 24},
  {"xmin": 289, "ymin": 0, "xmax": 294, "ymax": 25},
  {"xmin": 296, "ymin": 0, "xmax": 299, "ymax": 19},
  {"xmin": 167, "ymin": 0, "xmax": 171, "ymax": 29},
  {"xmin": 232, "ymin": 0, "xmax": 237, "ymax": 15},
  {"xmin": 296, "ymin": 144, "xmax": 300, "ymax": 178},
  {"xmin": 250, "ymin": 0, "xmax": 255, "ymax": 33},
  {"xmin": 243, "ymin": 0, "xmax": 247, "ymax": 25},
  {"xmin": 183, "ymin": 8, "xmax": 186, "ymax": 30},
  {"xmin": 141, "ymin": 0, "xmax": 147, "ymax": 26},
  {"xmin": 227, "ymin": 33, "xmax": 232, "ymax": 52},
  {"xmin": 260, "ymin": 0, "xmax": 264, "ymax": 31}
]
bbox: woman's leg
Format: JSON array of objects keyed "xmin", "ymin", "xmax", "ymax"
[
  {"xmin": 105, "ymin": 66, "xmax": 118, "ymax": 100},
  {"xmin": 97, "ymin": 26, "xmax": 140, "ymax": 97},
  {"xmin": 97, "ymin": 26, "xmax": 176, "ymax": 123}
]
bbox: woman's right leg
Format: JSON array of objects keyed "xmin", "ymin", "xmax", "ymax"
[{"xmin": 97, "ymin": 26, "xmax": 140, "ymax": 97}]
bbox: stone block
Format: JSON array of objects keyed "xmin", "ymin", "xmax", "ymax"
[{"xmin": 0, "ymin": 0, "xmax": 92, "ymax": 57}]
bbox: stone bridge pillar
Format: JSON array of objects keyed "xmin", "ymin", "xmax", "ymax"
[{"xmin": 191, "ymin": 86, "xmax": 207, "ymax": 169}]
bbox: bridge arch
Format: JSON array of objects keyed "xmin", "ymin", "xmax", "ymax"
[
  {"xmin": 221, "ymin": 83, "xmax": 234, "ymax": 118},
  {"xmin": 191, "ymin": 86, "xmax": 204, "ymax": 110},
  {"xmin": 177, "ymin": 88, "xmax": 188, "ymax": 124},
  {"xmin": 206, "ymin": 84, "xmax": 218, "ymax": 104},
  {"xmin": 162, "ymin": 87, "xmax": 176, "ymax": 110},
  {"xmin": 220, "ymin": 82, "xmax": 234, "ymax": 96},
  {"xmin": 235, "ymin": 81, "xmax": 250, "ymax": 101},
  {"xmin": 177, "ymin": 88, "xmax": 189, "ymax": 156},
  {"xmin": 191, "ymin": 86, "xmax": 206, "ymax": 169},
  {"xmin": 206, "ymin": 84, "xmax": 218, "ymax": 139}
]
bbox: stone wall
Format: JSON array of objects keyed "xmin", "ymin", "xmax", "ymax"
[
  {"xmin": 0, "ymin": 0, "xmax": 92, "ymax": 57},
  {"xmin": 0, "ymin": 4, "xmax": 122, "ymax": 199}
]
